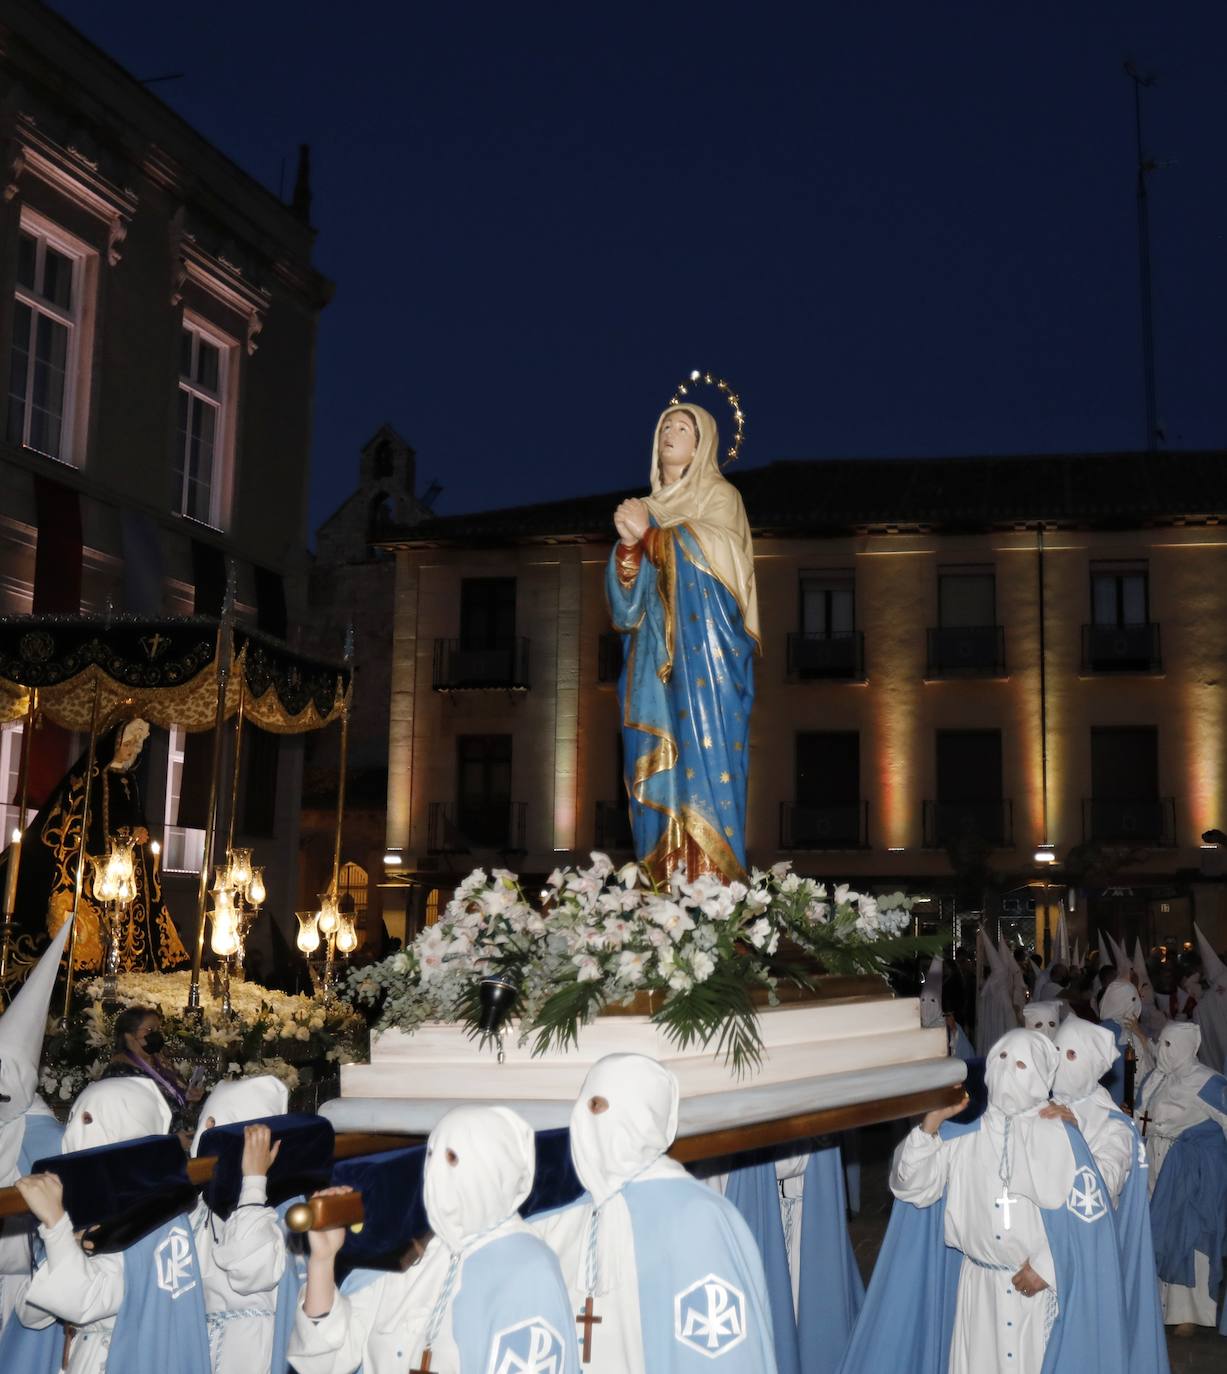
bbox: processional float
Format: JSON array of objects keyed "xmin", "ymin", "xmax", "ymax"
[{"xmin": 0, "ymin": 592, "xmax": 353, "ymax": 1015}]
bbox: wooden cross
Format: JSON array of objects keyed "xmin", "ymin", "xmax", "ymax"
[
  {"xmin": 410, "ymin": 1349, "xmax": 432, "ymax": 1374},
  {"xmin": 577, "ymin": 1295, "xmax": 603, "ymax": 1363},
  {"xmin": 1138, "ymin": 1110, "xmax": 1152, "ymax": 1139},
  {"xmin": 996, "ymin": 1185, "xmax": 1017, "ymax": 1231}
]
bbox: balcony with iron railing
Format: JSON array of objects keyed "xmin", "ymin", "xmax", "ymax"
[
  {"xmin": 427, "ymin": 801, "xmax": 527, "ymax": 854},
  {"xmin": 597, "ymin": 632, "xmax": 624, "ymax": 684},
  {"xmin": 923, "ymin": 799, "xmax": 1014, "ymax": 849},
  {"xmin": 594, "ymin": 800, "xmax": 634, "ymax": 851},
  {"xmin": 785, "ymin": 632, "xmax": 865, "ymax": 682},
  {"xmin": 926, "ymin": 625, "xmax": 1006, "ymax": 678},
  {"xmin": 779, "ymin": 800, "xmax": 869, "ymax": 850},
  {"xmin": 432, "ymin": 638, "xmax": 531, "ymax": 691},
  {"xmin": 1081, "ymin": 623, "xmax": 1162, "ymax": 675},
  {"xmin": 1083, "ymin": 797, "xmax": 1175, "ymax": 847}
]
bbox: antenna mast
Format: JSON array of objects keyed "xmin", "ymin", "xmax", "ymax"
[{"xmin": 1124, "ymin": 61, "xmax": 1160, "ymax": 452}]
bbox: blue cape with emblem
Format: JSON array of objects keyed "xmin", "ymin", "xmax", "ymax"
[
  {"xmin": 1109, "ymin": 1111, "xmax": 1169, "ymax": 1374},
  {"xmin": 835, "ymin": 1119, "xmax": 1128, "ymax": 1374}
]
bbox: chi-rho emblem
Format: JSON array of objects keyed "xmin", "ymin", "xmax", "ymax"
[
  {"xmin": 1065, "ymin": 1167, "xmax": 1107, "ymax": 1223},
  {"xmin": 154, "ymin": 1225, "xmax": 197, "ymax": 1299},
  {"xmin": 487, "ymin": 1316, "xmax": 565, "ymax": 1374},
  {"xmin": 675, "ymin": 1274, "xmax": 747, "ymax": 1358}
]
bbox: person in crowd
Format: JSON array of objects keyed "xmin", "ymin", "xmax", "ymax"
[
  {"xmin": 12, "ymin": 1077, "xmax": 211, "ymax": 1373},
  {"xmin": 0, "ymin": 919, "xmax": 71, "ymax": 1333},
  {"xmin": 534, "ymin": 1053, "xmax": 776, "ymax": 1373},
  {"xmin": 839, "ymin": 1028, "xmax": 1127, "ymax": 1374},
  {"xmin": 290, "ymin": 1104, "xmax": 578, "ymax": 1374},
  {"xmin": 1045, "ymin": 1016, "xmax": 1169, "ymax": 1374},
  {"xmin": 190, "ymin": 1077, "xmax": 293, "ymax": 1374},
  {"xmin": 101, "ymin": 1004, "xmax": 202, "ymax": 1138},
  {"xmin": 1138, "ymin": 1022, "xmax": 1227, "ymax": 1336},
  {"xmin": 1021, "ymin": 1001, "xmax": 1063, "ymax": 1042}
]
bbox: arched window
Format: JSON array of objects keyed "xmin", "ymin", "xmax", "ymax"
[{"xmin": 338, "ymin": 861, "xmax": 368, "ymax": 922}]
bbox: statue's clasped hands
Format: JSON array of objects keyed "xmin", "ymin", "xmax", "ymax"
[{"xmin": 614, "ymin": 498, "xmax": 650, "ymax": 546}]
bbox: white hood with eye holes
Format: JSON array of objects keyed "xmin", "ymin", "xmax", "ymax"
[
  {"xmin": 423, "ymin": 1104, "xmax": 537, "ymax": 1253},
  {"xmin": 61, "ymin": 1077, "xmax": 171, "ymax": 1154},
  {"xmin": 1022, "ymin": 1001, "xmax": 1063, "ymax": 1042},
  {"xmin": 1139, "ymin": 1021, "xmax": 1227, "ymax": 1150},
  {"xmin": 190, "ymin": 1074, "xmax": 289, "ymax": 1157},
  {"xmin": 981, "ymin": 1029, "xmax": 1075, "ymax": 1209}
]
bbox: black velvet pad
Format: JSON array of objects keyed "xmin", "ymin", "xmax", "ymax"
[
  {"xmin": 32, "ymin": 1133, "xmax": 197, "ymax": 1251},
  {"xmin": 332, "ymin": 1125, "xmax": 585, "ymax": 1273},
  {"xmin": 953, "ymin": 1055, "xmax": 988, "ymax": 1123},
  {"xmin": 198, "ymin": 1113, "xmax": 335, "ymax": 1218}
]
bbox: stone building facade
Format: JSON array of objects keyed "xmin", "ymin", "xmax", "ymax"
[
  {"xmin": 0, "ymin": 0, "xmax": 331, "ymax": 964},
  {"xmin": 376, "ymin": 450, "xmax": 1227, "ymax": 958}
]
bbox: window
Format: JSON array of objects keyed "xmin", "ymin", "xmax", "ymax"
[
  {"xmin": 1091, "ymin": 564, "xmax": 1148, "ymax": 627},
  {"xmin": 459, "ymin": 578, "xmax": 516, "ymax": 649},
  {"xmin": 799, "ymin": 573, "xmax": 855, "ymax": 638},
  {"xmin": 1088, "ymin": 726, "xmax": 1170, "ymax": 844},
  {"xmin": 174, "ymin": 320, "xmax": 231, "ymax": 527},
  {"xmin": 162, "ymin": 725, "xmax": 206, "ymax": 872},
  {"xmin": 939, "ymin": 568, "xmax": 996, "ymax": 627},
  {"xmin": 337, "ymin": 861, "xmax": 368, "ymax": 924},
  {"xmin": 784, "ymin": 732, "xmax": 864, "ymax": 847},
  {"xmin": 457, "ymin": 734, "xmax": 512, "ymax": 847},
  {"xmin": 7, "ymin": 218, "xmax": 88, "ymax": 463},
  {"xmin": 0, "ymin": 722, "xmax": 24, "ymax": 839},
  {"xmin": 929, "ymin": 730, "xmax": 1008, "ymax": 846},
  {"xmin": 424, "ymin": 888, "xmax": 442, "ymax": 927}
]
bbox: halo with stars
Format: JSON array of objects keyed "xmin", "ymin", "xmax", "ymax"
[{"xmin": 668, "ymin": 370, "xmax": 745, "ymax": 468}]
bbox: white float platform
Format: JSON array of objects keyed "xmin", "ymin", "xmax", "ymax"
[
  {"xmin": 324, "ymin": 1055, "xmax": 965, "ymax": 1138},
  {"xmin": 331, "ymin": 995, "xmax": 961, "ymax": 1137}
]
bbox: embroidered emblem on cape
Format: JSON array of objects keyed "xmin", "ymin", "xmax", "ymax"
[
  {"xmin": 674, "ymin": 1274, "xmax": 747, "ymax": 1358},
  {"xmin": 1065, "ymin": 1167, "xmax": 1107, "ymax": 1223},
  {"xmin": 487, "ymin": 1316, "xmax": 565, "ymax": 1374},
  {"xmin": 154, "ymin": 1225, "xmax": 198, "ymax": 1299}
]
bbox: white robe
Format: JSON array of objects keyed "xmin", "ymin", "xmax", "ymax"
[
  {"xmin": 288, "ymin": 1220, "xmax": 518, "ymax": 1374},
  {"xmin": 192, "ymin": 1176, "xmax": 287, "ymax": 1374},
  {"xmin": 1193, "ymin": 980, "xmax": 1227, "ymax": 1075},
  {"xmin": 890, "ymin": 1115, "xmax": 1062, "ymax": 1374},
  {"xmin": 18, "ymin": 1212, "xmax": 124, "ymax": 1374},
  {"xmin": 1138, "ymin": 1056, "xmax": 1227, "ymax": 1326}
]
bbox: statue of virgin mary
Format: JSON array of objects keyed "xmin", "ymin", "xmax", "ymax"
[{"xmin": 607, "ymin": 403, "xmax": 759, "ymax": 882}]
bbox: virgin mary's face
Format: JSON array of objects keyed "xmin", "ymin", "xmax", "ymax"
[{"xmin": 658, "ymin": 411, "xmax": 698, "ymax": 482}]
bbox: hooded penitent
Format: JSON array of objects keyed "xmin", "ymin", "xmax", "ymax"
[
  {"xmin": 423, "ymin": 1105, "xmax": 536, "ymax": 1250},
  {"xmin": 61, "ymin": 1076, "xmax": 172, "ymax": 1153},
  {"xmin": 1192, "ymin": 924, "xmax": 1227, "ymax": 1074},
  {"xmin": 919, "ymin": 955, "xmax": 944, "ymax": 1029},
  {"xmin": 975, "ymin": 928, "xmax": 1017, "ymax": 1056},
  {"xmin": 1022, "ymin": 1000, "xmax": 1064, "ymax": 1041},
  {"xmin": 190, "ymin": 1074, "xmax": 289, "ymax": 1157},
  {"xmin": 0, "ymin": 916, "xmax": 72, "ymax": 1179}
]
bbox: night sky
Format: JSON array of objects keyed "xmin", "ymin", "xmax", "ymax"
[{"xmin": 47, "ymin": 2, "xmax": 1227, "ymax": 535}]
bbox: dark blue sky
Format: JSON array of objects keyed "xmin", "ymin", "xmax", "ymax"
[{"xmin": 49, "ymin": 2, "xmax": 1227, "ymax": 533}]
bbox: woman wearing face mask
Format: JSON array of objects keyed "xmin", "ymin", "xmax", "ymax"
[
  {"xmin": 101, "ymin": 1006, "xmax": 201, "ymax": 1138},
  {"xmin": 844, "ymin": 1029, "xmax": 1128, "ymax": 1374},
  {"xmin": 1136, "ymin": 1022, "xmax": 1227, "ymax": 1336}
]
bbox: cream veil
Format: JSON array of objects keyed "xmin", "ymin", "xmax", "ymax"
[{"xmin": 642, "ymin": 404, "xmax": 760, "ymax": 648}]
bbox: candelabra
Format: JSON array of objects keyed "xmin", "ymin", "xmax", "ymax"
[
  {"xmin": 210, "ymin": 847, "xmax": 266, "ymax": 981},
  {"xmin": 89, "ymin": 830, "xmax": 138, "ymax": 1004},
  {"xmin": 299, "ymin": 891, "xmax": 358, "ymax": 1002}
]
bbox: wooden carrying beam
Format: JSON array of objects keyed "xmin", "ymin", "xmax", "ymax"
[{"xmin": 0, "ymin": 1083, "xmax": 966, "ymax": 1228}]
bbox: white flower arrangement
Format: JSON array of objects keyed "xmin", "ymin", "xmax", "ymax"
[
  {"xmin": 349, "ymin": 856, "xmax": 922, "ymax": 1073},
  {"xmin": 39, "ymin": 971, "xmax": 366, "ymax": 1113}
]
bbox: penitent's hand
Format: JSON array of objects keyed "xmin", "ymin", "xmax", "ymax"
[
  {"xmin": 1039, "ymin": 1102, "xmax": 1078, "ymax": 1126},
  {"xmin": 303, "ymin": 1186, "xmax": 354, "ymax": 1319},
  {"xmin": 241, "ymin": 1123, "xmax": 282, "ymax": 1178},
  {"xmin": 1012, "ymin": 1260, "xmax": 1049, "ymax": 1297},
  {"xmin": 16, "ymin": 1173, "xmax": 65, "ymax": 1229},
  {"xmin": 921, "ymin": 1092, "xmax": 969, "ymax": 1136}
]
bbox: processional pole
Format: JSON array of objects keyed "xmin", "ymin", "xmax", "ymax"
[
  {"xmin": 61, "ymin": 678, "xmax": 104, "ymax": 1023},
  {"xmin": 321, "ymin": 626, "xmax": 354, "ymax": 1002},
  {"xmin": 0, "ymin": 688, "xmax": 38, "ymax": 993},
  {"xmin": 225, "ymin": 673, "xmax": 247, "ymax": 857},
  {"xmin": 187, "ymin": 568, "xmax": 236, "ymax": 1013}
]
